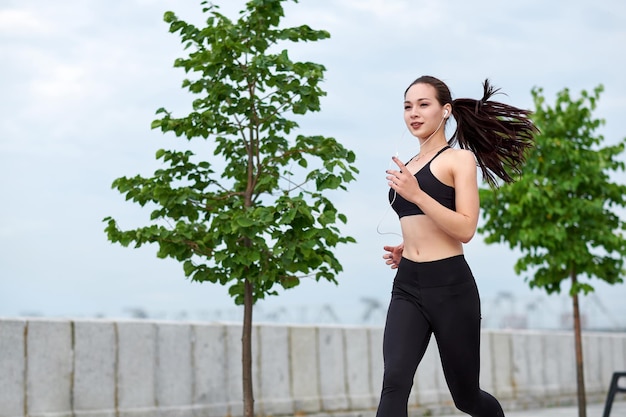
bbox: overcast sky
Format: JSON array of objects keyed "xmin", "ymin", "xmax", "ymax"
[{"xmin": 1, "ymin": 0, "xmax": 625, "ymax": 329}]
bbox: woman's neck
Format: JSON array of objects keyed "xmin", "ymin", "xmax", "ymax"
[
  {"xmin": 412, "ymin": 139, "xmax": 448, "ymax": 163},
  {"xmin": 419, "ymin": 132, "xmax": 447, "ymax": 151}
]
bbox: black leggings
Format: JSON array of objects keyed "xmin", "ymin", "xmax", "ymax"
[{"xmin": 376, "ymin": 255, "xmax": 504, "ymax": 417}]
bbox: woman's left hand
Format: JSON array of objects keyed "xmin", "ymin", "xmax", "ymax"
[
  {"xmin": 386, "ymin": 156, "xmax": 420, "ymax": 201},
  {"xmin": 383, "ymin": 243, "xmax": 404, "ymax": 269}
]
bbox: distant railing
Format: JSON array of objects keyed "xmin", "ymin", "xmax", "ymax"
[{"xmin": 0, "ymin": 318, "xmax": 624, "ymax": 417}]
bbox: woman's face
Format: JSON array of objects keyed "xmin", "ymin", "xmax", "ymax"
[{"xmin": 403, "ymin": 82, "xmax": 446, "ymax": 140}]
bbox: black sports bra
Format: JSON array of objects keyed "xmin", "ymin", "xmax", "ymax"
[{"xmin": 389, "ymin": 146, "xmax": 455, "ymax": 218}]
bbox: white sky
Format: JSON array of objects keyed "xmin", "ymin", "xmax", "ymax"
[{"xmin": 1, "ymin": 0, "xmax": 625, "ymax": 330}]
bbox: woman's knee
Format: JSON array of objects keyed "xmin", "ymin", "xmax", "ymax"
[
  {"xmin": 452, "ymin": 390, "xmax": 503, "ymax": 416},
  {"xmin": 453, "ymin": 398, "xmax": 476, "ymax": 415},
  {"xmin": 382, "ymin": 364, "xmax": 414, "ymax": 392}
]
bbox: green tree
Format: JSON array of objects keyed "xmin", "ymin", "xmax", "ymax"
[
  {"xmin": 103, "ymin": 1, "xmax": 358, "ymax": 416},
  {"xmin": 478, "ymin": 85, "xmax": 626, "ymax": 417}
]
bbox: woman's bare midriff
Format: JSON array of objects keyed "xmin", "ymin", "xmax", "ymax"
[{"xmin": 399, "ymin": 214, "xmax": 464, "ymax": 262}]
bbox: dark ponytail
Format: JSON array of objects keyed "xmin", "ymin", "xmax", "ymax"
[
  {"xmin": 406, "ymin": 76, "xmax": 538, "ymax": 187},
  {"xmin": 451, "ymin": 79, "xmax": 537, "ymax": 186}
]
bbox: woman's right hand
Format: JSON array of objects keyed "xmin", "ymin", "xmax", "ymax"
[{"xmin": 382, "ymin": 243, "xmax": 404, "ymax": 269}]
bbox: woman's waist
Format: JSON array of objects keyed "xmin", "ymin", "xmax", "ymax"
[{"xmin": 401, "ymin": 238, "xmax": 463, "ymax": 263}]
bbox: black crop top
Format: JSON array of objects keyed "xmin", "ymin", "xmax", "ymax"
[{"xmin": 389, "ymin": 146, "xmax": 455, "ymax": 218}]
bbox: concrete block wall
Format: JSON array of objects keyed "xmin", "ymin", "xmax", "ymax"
[{"xmin": 0, "ymin": 318, "xmax": 624, "ymax": 417}]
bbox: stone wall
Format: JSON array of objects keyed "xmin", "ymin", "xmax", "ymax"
[{"xmin": 1, "ymin": 318, "xmax": 625, "ymax": 417}]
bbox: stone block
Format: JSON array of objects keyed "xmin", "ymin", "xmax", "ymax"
[
  {"xmin": 608, "ymin": 335, "xmax": 626, "ymax": 384},
  {"xmin": 156, "ymin": 322, "xmax": 193, "ymax": 417},
  {"xmin": 491, "ymin": 331, "xmax": 515, "ymax": 400},
  {"xmin": 368, "ymin": 326, "xmax": 384, "ymax": 402},
  {"xmin": 540, "ymin": 332, "xmax": 560, "ymax": 401},
  {"xmin": 116, "ymin": 321, "xmax": 157, "ymax": 417},
  {"xmin": 192, "ymin": 323, "xmax": 228, "ymax": 416},
  {"xmin": 556, "ymin": 332, "xmax": 576, "ymax": 401},
  {"xmin": 599, "ymin": 334, "xmax": 619, "ymax": 392},
  {"xmin": 344, "ymin": 326, "xmax": 375, "ymax": 410},
  {"xmin": 583, "ymin": 333, "xmax": 603, "ymax": 396},
  {"xmin": 257, "ymin": 324, "xmax": 293, "ymax": 416},
  {"xmin": 26, "ymin": 319, "xmax": 73, "ymax": 417},
  {"xmin": 525, "ymin": 331, "xmax": 547, "ymax": 405},
  {"xmin": 479, "ymin": 330, "xmax": 495, "ymax": 395},
  {"xmin": 0, "ymin": 319, "xmax": 26, "ymax": 417},
  {"xmin": 290, "ymin": 325, "xmax": 321, "ymax": 414},
  {"xmin": 318, "ymin": 326, "xmax": 348, "ymax": 411},
  {"xmin": 73, "ymin": 320, "xmax": 116, "ymax": 417},
  {"xmin": 510, "ymin": 332, "xmax": 530, "ymax": 402},
  {"xmin": 225, "ymin": 324, "xmax": 243, "ymax": 417}
]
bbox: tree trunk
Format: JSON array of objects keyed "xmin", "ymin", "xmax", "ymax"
[
  {"xmin": 242, "ymin": 278, "xmax": 254, "ymax": 417},
  {"xmin": 571, "ymin": 271, "xmax": 587, "ymax": 417},
  {"xmin": 241, "ymin": 124, "xmax": 257, "ymax": 417}
]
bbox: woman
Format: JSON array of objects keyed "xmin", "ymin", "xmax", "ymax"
[{"xmin": 378, "ymin": 75, "xmax": 536, "ymax": 417}]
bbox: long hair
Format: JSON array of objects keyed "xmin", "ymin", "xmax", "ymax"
[{"xmin": 405, "ymin": 76, "xmax": 537, "ymax": 187}]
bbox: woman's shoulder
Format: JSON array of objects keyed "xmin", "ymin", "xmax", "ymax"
[
  {"xmin": 442, "ymin": 148, "xmax": 477, "ymax": 179},
  {"xmin": 444, "ymin": 147, "xmax": 475, "ymax": 165}
]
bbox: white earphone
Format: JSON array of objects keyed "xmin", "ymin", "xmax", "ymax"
[{"xmin": 443, "ymin": 110, "xmax": 449, "ymax": 117}]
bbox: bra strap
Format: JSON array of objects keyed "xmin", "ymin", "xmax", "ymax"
[{"xmin": 429, "ymin": 145, "xmax": 451, "ymax": 163}]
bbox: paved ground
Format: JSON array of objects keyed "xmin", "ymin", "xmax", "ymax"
[{"xmin": 435, "ymin": 401, "xmax": 626, "ymax": 417}]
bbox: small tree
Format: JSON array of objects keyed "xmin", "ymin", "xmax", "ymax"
[
  {"xmin": 103, "ymin": 1, "xmax": 358, "ymax": 416},
  {"xmin": 478, "ymin": 85, "xmax": 626, "ymax": 417}
]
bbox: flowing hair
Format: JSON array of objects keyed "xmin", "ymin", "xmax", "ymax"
[{"xmin": 405, "ymin": 76, "xmax": 538, "ymax": 187}]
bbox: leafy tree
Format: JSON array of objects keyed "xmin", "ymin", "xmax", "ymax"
[
  {"xmin": 103, "ymin": 1, "xmax": 358, "ymax": 416},
  {"xmin": 478, "ymin": 85, "xmax": 626, "ymax": 417}
]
